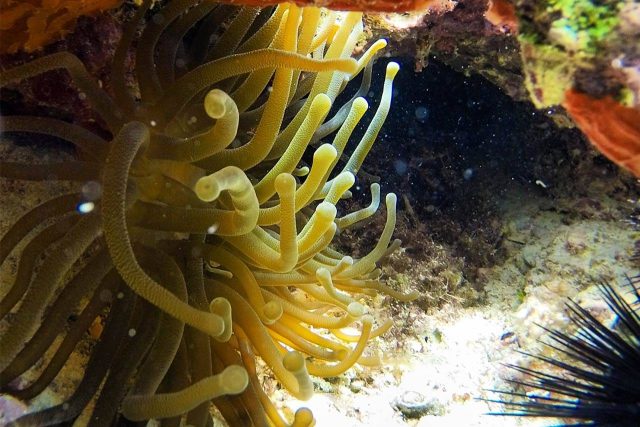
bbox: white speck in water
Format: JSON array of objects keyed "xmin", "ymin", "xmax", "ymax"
[
  {"xmin": 128, "ymin": 329, "xmax": 137, "ymax": 337},
  {"xmin": 117, "ymin": 292, "xmax": 124, "ymax": 299},
  {"xmin": 463, "ymin": 168, "xmax": 474, "ymax": 180},
  {"xmin": 77, "ymin": 202, "xmax": 95, "ymax": 214},
  {"xmin": 207, "ymin": 224, "xmax": 219, "ymax": 234},
  {"xmin": 150, "ymin": 120, "xmax": 157, "ymax": 127},
  {"xmin": 535, "ymin": 179, "xmax": 548, "ymax": 188}
]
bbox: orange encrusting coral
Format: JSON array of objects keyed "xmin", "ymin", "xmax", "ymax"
[
  {"xmin": 213, "ymin": 0, "xmax": 439, "ymax": 12},
  {"xmin": 563, "ymin": 89, "xmax": 640, "ymax": 177},
  {"xmin": 0, "ymin": 0, "xmax": 121, "ymax": 54}
]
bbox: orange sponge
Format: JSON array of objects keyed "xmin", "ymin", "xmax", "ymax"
[
  {"xmin": 563, "ymin": 89, "xmax": 640, "ymax": 177},
  {"xmin": 0, "ymin": 0, "xmax": 121, "ymax": 54}
]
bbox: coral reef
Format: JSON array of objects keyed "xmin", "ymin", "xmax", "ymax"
[{"xmin": 0, "ymin": 2, "xmax": 417, "ymax": 425}]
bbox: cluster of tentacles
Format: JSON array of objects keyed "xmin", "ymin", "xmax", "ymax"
[
  {"xmin": 0, "ymin": 1, "xmax": 418, "ymax": 426},
  {"xmin": 488, "ymin": 275, "xmax": 640, "ymax": 426}
]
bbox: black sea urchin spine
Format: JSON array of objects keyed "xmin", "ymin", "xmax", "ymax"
[{"xmin": 488, "ymin": 277, "xmax": 640, "ymax": 426}]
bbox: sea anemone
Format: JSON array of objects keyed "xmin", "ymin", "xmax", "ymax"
[
  {"xmin": 488, "ymin": 276, "xmax": 640, "ymax": 426},
  {"xmin": 0, "ymin": 2, "xmax": 417, "ymax": 425}
]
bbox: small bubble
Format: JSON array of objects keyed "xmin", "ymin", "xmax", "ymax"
[
  {"xmin": 62, "ymin": 403, "xmax": 70, "ymax": 411},
  {"xmin": 82, "ymin": 181, "xmax": 102, "ymax": 200},
  {"xmin": 415, "ymin": 106, "xmax": 429, "ymax": 122},
  {"xmin": 152, "ymin": 14, "xmax": 164, "ymax": 24},
  {"xmin": 99, "ymin": 289, "xmax": 113, "ymax": 302},
  {"xmin": 78, "ymin": 92, "xmax": 87, "ymax": 100},
  {"xmin": 128, "ymin": 329, "xmax": 137, "ymax": 337},
  {"xmin": 368, "ymin": 91, "xmax": 375, "ymax": 98},
  {"xmin": 150, "ymin": 120, "xmax": 157, "ymax": 127},
  {"xmin": 463, "ymin": 168, "xmax": 474, "ymax": 180},
  {"xmin": 76, "ymin": 202, "xmax": 95, "ymax": 214},
  {"xmin": 393, "ymin": 159, "xmax": 408, "ymax": 175},
  {"xmin": 207, "ymin": 224, "xmax": 219, "ymax": 234},
  {"xmin": 117, "ymin": 292, "xmax": 124, "ymax": 299}
]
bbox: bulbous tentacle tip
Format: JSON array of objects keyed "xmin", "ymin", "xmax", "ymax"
[
  {"xmin": 275, "ymin": 173, "xmax": 297, "ymax": 196},
  {"xmin": 293, "ymin": 407, "xmax": 315, "ymax": 427},
  {"xmin": 317, "ymin": 198, "xmax": 338, "ymax": 213},
  {"xmin": 353, "ymin": 96, "xmax": 369, "ymax": 110},
  {"xmin": 310, "ymin": 93, "xmax": 332, "ymax": 115},
  {"xmin": 220, "ymin": 365, "xmax": 250, "ymax": 394},
  {"xmin": 204, "ymin": 89, "xmax": 230, "ymax": 119},
  {"xmin": 347, "ymin": 301, "xmax": 364, "ymax": 317},
  {"xmin": 386, "ymin": 62, "xmax": 400, "ymax": 78},
  {"xmin": 262, "ymin": 300, "xmax": 283, "ymax": 324},
  {"xmin": 210, "ymin": 297, "xmax": 233, "ymax": 341},
  {"xmin": 315, "ymin": 143, "xmax": 338, "ymax": 160},
  {"xmin": 195, "ymin": 176, "xmax": 220, "ymax": 202}
]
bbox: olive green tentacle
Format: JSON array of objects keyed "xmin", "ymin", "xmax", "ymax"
[
  {"xmin": 156, "ymin": 2, "xmax": 217, "ymax": 89},
  {"xmin": 155, "ymin": 49, "xmax": 356, "ymax": 125},
  {"xmin": 6, "ymin": 287, "xmax": 135, "ymax": 427},
  {"xmin": 1, "ymin": 116, "xmax": 108, "ymax": 160},
  {"xmin": 101, "ymin": 121, "xmax": 228, "ymax": 339},
  {"xmin": 0, "ymin": 249, "xmax": 112, "ymax": 387},
  {"xmin": 126, "ymin": 246, "xmax": 187, "ymax": 397},
  {"xmin": 111, "ymin": 0, "xmax": 151, "ymax": 113},
  {"xmin": 0, "ymin": 212, "xmax": 102, "ymax": 372},
  {"xmin": 0, "ymin": 193, "xmax": 80, "ymax": 266},
  {"xmin": 88, "ymin": 300, "xmax": 161, "ymax": 427},
  {"xmin": 0, "ymin": 216, "xmax": 78, "ymax": 321},
  {"xmin": 9, "ymin": 269, "xmax": 119, "ymax": 400}
]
